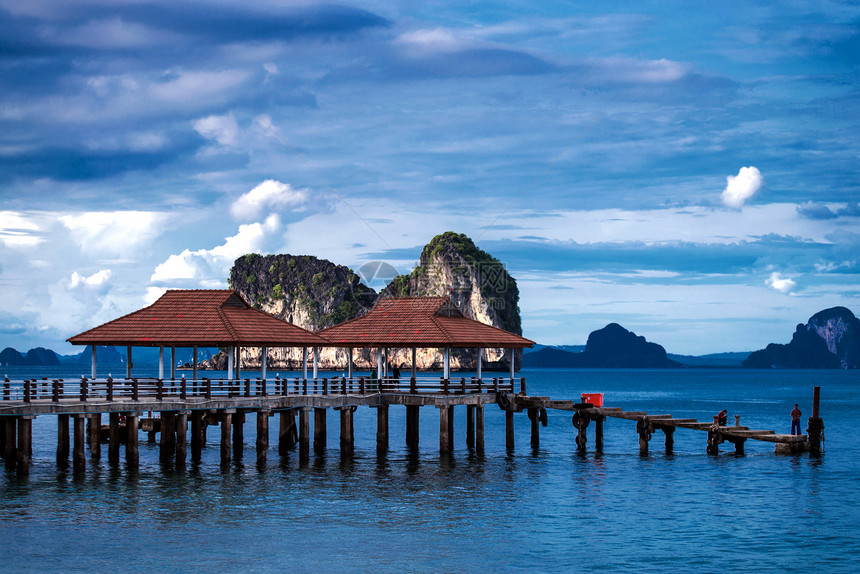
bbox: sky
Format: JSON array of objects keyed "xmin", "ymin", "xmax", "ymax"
[{"xmin": 1, "ymin": 0, "xmax": 859, "ymax": 356}]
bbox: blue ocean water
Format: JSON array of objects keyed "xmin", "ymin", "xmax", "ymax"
[{"xmin": 1, "ymin": 367, "xmax": 858, "ymax": 573}]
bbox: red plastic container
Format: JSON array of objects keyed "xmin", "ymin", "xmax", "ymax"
[{"xmin": 581, "ymin": 393, "xmax": 603, "ymax": 407}]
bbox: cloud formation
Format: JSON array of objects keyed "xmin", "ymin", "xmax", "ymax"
[
  {"xmin": 721, "ymin": 166, "xmax": 763, "ymax": 209},
  {"xmin": 230, "ymin": 180, "xmax": 308, "ymax": 221},
  {"xmin": 765, "ymin": 271, "xmax": 796, "ymax": 294}
]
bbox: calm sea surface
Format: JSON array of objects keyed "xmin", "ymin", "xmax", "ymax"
[{"xmin": 1, "ymin": 367, "xmax": 858, "ymax": 573}]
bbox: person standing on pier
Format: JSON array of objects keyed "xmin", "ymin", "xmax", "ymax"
[{"xmin": 790, "ymin": 404, "xmax": 802, "ymax": 435}]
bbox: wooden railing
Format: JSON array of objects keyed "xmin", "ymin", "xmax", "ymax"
[{"xmin": 0, "ymin": 375, "xmax": 526, "ymax": 403}]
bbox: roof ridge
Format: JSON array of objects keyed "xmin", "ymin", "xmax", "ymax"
[{"xmin": 216, "ymin": 306, "xmax": 240, "ymax": 342}]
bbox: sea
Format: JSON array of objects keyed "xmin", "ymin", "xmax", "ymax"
[{"xmin": 1, "ymin": 366, "xmax": 858, "ymax": 573}]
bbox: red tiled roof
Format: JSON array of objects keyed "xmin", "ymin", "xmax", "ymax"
[
  {"xmin": 318, "ymin": 296, "xmax": 534, "ymax": 348},
  {"xmin": 67, "ymin": 290, "xmax": 328, "ymax": 347}
]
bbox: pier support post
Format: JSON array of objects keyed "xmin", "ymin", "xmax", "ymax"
[
  {"xmin": 175, "ymin": 411, "xmax": 188, "ymax": 469},
  {"xmin": 299, "ymin": 408, "xmax": 310, "ymax": 460},
  {"xmin": 807, "ymin": 385, "xmax": 824, "ymax": 454},
  {"xmin": 340, "ymin": 406, "xmax": 355, "ymax": 455},
  {"xmin": 406, "ymin": 405, "xmax": 420, "ymax": 449},
  {"xmin": 475, "ymin": 404, "xmax": 485, "ymax": 452},
  {"xmin": 663, "ymin": 426, "xmax": 674, "ymax": 453},
  {"xmin": 447, "ymin": 406, "xmax": 455, "ymax": 451},
  {"xmin": 160, "ymin": 411, "xmax": 175, "ymax": 463},
  {"xmin": 256, "ymin": 411, "xmax": 269, "ymax": 466},
  {"xmin": 278, "ymin": 410, "xmax": 298, "ymax": 455},
  {"xmin": 73, "ymin": 415, "xmax": 86, "ymax": 471},
  {"xmin": 706, "ymin": 425, "xmax": 723, "ymax": 455},
  {"xmin": 190, "ymin": 411, "xmax": 203, "ymax": 462},
  {"xmin": 16, "ymin": 417, "xmax": 32, "ymax": 476},
  {"xmin": 528, "ymin": 408, "xmax": 540, "ymax": 448},
  {"xmin": 637, "ymin": 416, "xmax": 652, "ymax": 455},
  {"xmin": 57, "ymin": 414, "xmax": 70, "ymax": 467},
  {"xmin": 376, "ymin": 404, "xmax": 389, "ymax": 452},
  {"xmin": 573, "ymin": 410, "xmax": 590, "ymax": 452},
  {"xmin": 314, "ymin": 408, "xmax": 327, "ymax": 453},
  {"xmin": 108, "ymin": 412, "xmax": 120, "ymax": 465},
  {"xmin": 439, "ymin": 406, "xmax": 450, "ymax": 453},
  {"xmin": 88, "ymin": 413, "xmax": 101, "ymax": 460},
  {"xmin": 220, "ymin": 411, "xmax": 233, "ymax": 468},
  {"xmin": 232, "ymin": 410, "xmax": 245, "ymax": 460},
  {"xmin": 505, "ymin": 410, "xmax": 515, "ymax": 450},
  {"xmin": 466, "ymin": 405, "xmax": 475, "ymax": 449},
  {"xmin": 732, "ymin": 437, "xmax": 745, "ymax": 455},
  {"xmin": 126, "ymin": 413, "xmax": 139, "ymax": 468},
  {"xmin": 595, "ymin": 415, "xmax": 604, "ymax": 453},
  {"xmin": 4, "ymin": 417, "xmax": 16, "ymax": 470}
]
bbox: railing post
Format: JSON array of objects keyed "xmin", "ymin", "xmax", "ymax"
[
  {"xmin": 520, "ymin": 377, "xmax": 526, "ymax": 394},
  {"xmin": 302, "ymin": 378, "xmax": 307, "ymax": 395},
  {"xmin": 244, "ymin": 378, "xmax": 251, "ymax": 398},
  {"xmin": 359, "ymin": 377, "xmax": 365, "ymax": 394},
  {"xmin": 80, "ymin": 377, "xmax": 87, "ymax": 402},
  {"xmin": 442, "ymin": 378, "xmax": 449, "ymax": 395},
  {"xmin": 193, "ymin": 378, "xmax": 198, "ymax": 397},
  {"xmin": 323, "ymin": 378, "xmax": 328, "ymax": 395},
  {"xmin": 52, "ymin": 379, "xmax": 60, "ymax": 403},
  {"xmin": 341, "ymin": 377, "xmax": 346, "ymax": 395},
  {"xmin": 132, "ymin": 378, "xmax": 139, "ymax": 401},
  {"xmin": 275, "ymin": 374, "xmax": 281, "ymax": 395},
  {"xmin": 460, "ymin": 377, "xmax": 466, "ymax": 394},
  {"xmin": 493, "ymin": 377, "xmax": 499, "ymax": 393},
  {"xmin": 3, "ymin": 377, "xmax": 9, "ymax": 400},
  {"xmin": 261, "ymin": 377, "xmax": 267, "ymax": 397},
  {"xmin": 410, "ymin": 377, "xmax": 416, "ymax": 394},
  {"xmin": 156, "ymin": 378, "xmax": 164, "ymax": 400},
  {"xmin": 477, "ymin": 377, "xmax": 483, "ymax": 393},
  {"xmin": 107, "ymin": 376, "xmax": 114, "ymax": 401},
  {"xmin": 205, "ymin": 378, "xmax": 211, "ymax": 399},
  {"xmin": 180, "ymin": 375, "xmax": 187, "ymax": 400},
  {"xmin": 24, "ymin": 379, "xmax": 31, "ymax": 403}
]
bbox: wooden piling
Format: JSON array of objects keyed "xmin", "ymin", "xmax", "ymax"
[
  {"xmin": 191, "ymin": 411, "xmax": 203, "ymax": 461},
  {"xmin": 314, "ymin": 408, "xmax": 327, "ymax": 453},
  {"xmin": 376, "ymin": 404, "xmax": 389, "ymax": 452},
  {"xmin": 475, "ymin": 404, "xmax": 485, "ymax": 452},
  {"xmin": 340, "ymin": 407, "xmax": 354, "ymax": 454},
  {"xmin": 57, "ymin": 414, "xmax": 70, "ymax": 466},
  {"xmin": 299, "ymin": 408, "xmax": 310, "ymax": 460},
  {"xmin": 126, "ymin": 413, "xmax": 139, "ymax": 468},
  {"xmin": 73, "ymin": 415, "xmax": 86, "ymax": 471},
  {"xmin": 108, "ymin": 412, "xmax": 120, "ymax": 465},
  {"xmin": 232, "ymin": 410, "xmax": 245, "ymax": 460},
  {"xmin": 256, "ymin": 411, "xmax": 269, "ymax": 465},
  {"xmin": 406, "ymin": 405, "xmax": 420, "ymax": 449},
  {"xmin": 220, "ymin": 411, "xmax": 233, "ymax": 467},
  {"xmin": 175, "ymin": 411, "xmax": 188, "ymax": 468},
  {"xmin": 505, "ymin": 410, "xmax": 515, "ymax": 450},
  {"xmin": 466, "ymin": 405, "xmax": 475, "ymax": 449},
  {"xmin": 4, "ymin": 417, "xmax": 15, "ymax": 470},
  {"xmin": 439, "ymin": 406, "xmax": 450, "ymax": 453},
  {"xmin": 88, "ymin": 413, "xmax": 101, "ymax": 460},
  {"xmin": 16, "ymin": 417, "xmax": 32, "ymax": 476},
  {"xmin": 528, "ymin": 408, "xmax": 540, "ymax": 448},
  {"xmin": 663, "ymin": 426, "xmax": 674, "ymax": 453},
  {"xmin": 595, "ymin": 416, "xmax": 604, "ymax": 452}
]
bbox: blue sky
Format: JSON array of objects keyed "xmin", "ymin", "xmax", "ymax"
[{"xmin": 1, "ymin": 0, "xmax": 859, "ymax": 355}]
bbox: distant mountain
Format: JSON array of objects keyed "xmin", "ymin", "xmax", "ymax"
[
  {"xmin": 1, "ymin": 345, "xmax": 220, "ymax": 368},
  {"xmin": 523, "ymin": 344, "xmax": 585, "ymax": 354},
  {"xmin": 1, "ymin": 346, "xmax": 60, "ymax": 366},
  {"xmin": 668, "ymin": 352, "xmax": 750, "ymax": 367},
  {"xmin": 744, "ymin": 306, "xmax": 860, "ymax": 369},
  {"xmin": 522, "ymin": 323, "xmax": 681, "ymax": 368}
]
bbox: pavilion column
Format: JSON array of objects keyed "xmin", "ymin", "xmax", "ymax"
[
  {"xmin": 302, "ymin": 347, "xmax": 308, "ymax": 380},
  {"xmin": 477, "ymin": 349, "xmax": 482, "ymax": 380},
  {"xmin": 235, "ymin": 346, "xmax": 241, "ymax": 381},
  {"xmin": 347, "ymin": 347, "xmax": 354, "ymax": 379},
  {"xmin": 377, "ymin": 349, "xmax": 383, "ymax": 379},
  {"xmin": 227, "ymin": 346, "xmax": 234, "ymax": 381},
  {"xmin": 411, "ymin": 348, "xmax": 417, "ymax": 379},
  {"xmin": 158, "ymin": 346, "xmax": 165, "ymax": 380},
  {"xmin": 444, "ymin": 348, "xmax": 450, "ymax": 380},
  {"xmin": 91, "ymin": 345, "xmax": 97, "ymax": 379},
  {"xmin": 312, "ymin": 347, "xmax": 318, "ymax": 380},
  {"xmin": 509, "ymin": 348, "xmax": 515, "ymax": 384},
  {"xmin": 192, "ymin": 346, "xmax": 198, "ymax": 381},
  {"xmin": 261, "ymin": 347, "xmax": 268, "ymax": 381},
  {"xmin": 171, "ymin": 347, "xmax": 176, "ymax": 380},
  {"xmin": 126, "ymin": 346, "xmax": 132, "ymax": 378}
]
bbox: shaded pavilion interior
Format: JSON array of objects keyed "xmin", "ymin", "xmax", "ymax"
[
  {"xmin": 67, "ymin": 290, "xmax": 328, "ymax": 380},
  {"xmin": 317, "ymin": 296, "xmax": 535, "ymax": 381}
]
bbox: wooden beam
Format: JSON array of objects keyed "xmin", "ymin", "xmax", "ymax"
[{"xmin": 376, "ymin": 404, "xmax": 388, "ymax": 452}]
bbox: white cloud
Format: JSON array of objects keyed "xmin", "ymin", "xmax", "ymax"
[
  {"xmin": 396, "ymin": 28, "xmax": 465, "ymax": 53},
  {"xmin": 150, "ymin": 214, "xmax": 281, "ymax": 283},
  {"xmin": 194, "ymin": 113, "xmax": 239, "ymax": 146},
  {"xmin": 0, "ymin": 211, "xmax": 43, "ymax": 248},
  {"xmin": 595, "ymin": 57, "xmax": 687, "ymax": 83},
  {"xmin": 149, "ymin": 69, "xmax": 251, "ymax": 103},
  {"xmin": 766, "ymin": 271, "xmax": 796, "ymax": 293},
  {"xmin": 721, "ymin": 166, "xmax": 763, "ymax": 209},
  {"xmin": 60, "ymin": 211, "xmax": 169, "ymax": 256},
  {"xmin": 230, "ymin": 180, "xmax": 308, "ymax": 221},
  {"xmin": 69, "ymin": 269, "xmax": 112, "ymax": 290}
]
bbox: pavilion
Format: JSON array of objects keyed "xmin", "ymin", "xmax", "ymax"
[
  {"xmin": 67, "ymin": 290, "xmax": 328, "ymax": 380},
  {"xmin": 317, "ymin": 296, "xmax": 535, "ymax": 380}
]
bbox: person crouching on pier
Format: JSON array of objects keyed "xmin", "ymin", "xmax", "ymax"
[
  {"xmin": 790, "ymin": 404, "xmax": 802, "ymax": 435},
  {"xmin": 716, "ymin": 409, "xmax": 728, "ymax": 426}
]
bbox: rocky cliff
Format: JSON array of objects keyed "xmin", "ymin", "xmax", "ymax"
[
  {"xmin": 382, "ymin": 231, "xmax": 522, "ymax": 370},
  {"xmin": 744, "ymin": 306, "xmax": 860, "ymax": 369},
  {"xmin": 522, "ymin": 323, "xmax": 680, "ymax": 368},
  {"xmin": 220, "ymin": 232, "xmax": 524, "ymax": 372}
]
